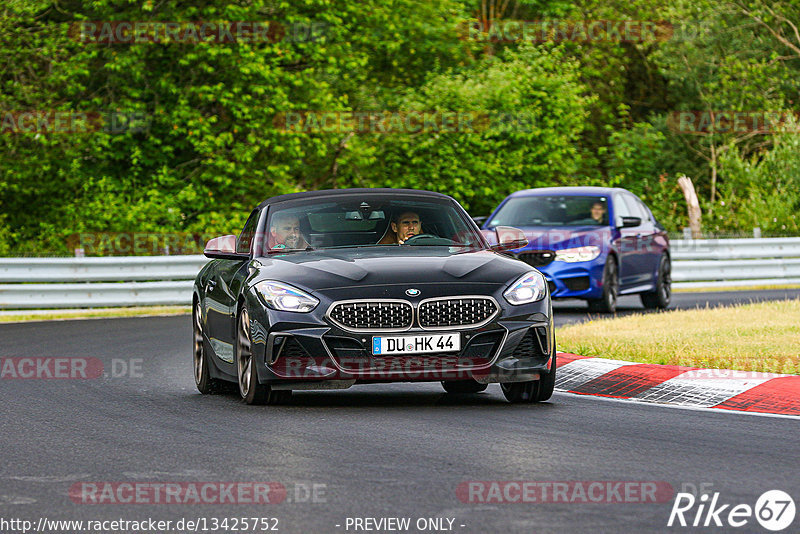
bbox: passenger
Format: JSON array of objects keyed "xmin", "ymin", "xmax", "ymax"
[{"xmin": 268, "ymin": 213, "xmax": 309, "ymax": 249}]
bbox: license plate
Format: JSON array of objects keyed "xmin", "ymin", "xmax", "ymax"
[{"xmin": 372, "ymin": 333, "xmax": 460, "ymax": 355}]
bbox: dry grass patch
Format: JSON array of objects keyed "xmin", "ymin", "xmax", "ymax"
[
  {"xmin": 674, "ymin": 283, "xmax": 800, "ymax": 293},
  {"xmin": 0, "ymin": 306, "xmax": 190, "ymax": 323},
  {"xmin": 556, "ymin": 299, "xmax": 800, "ymax": 375}
]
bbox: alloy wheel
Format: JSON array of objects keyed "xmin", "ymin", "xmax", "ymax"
[{"xmin": 237, "ymin": 308, "xmax": 253, "ymax": 399}]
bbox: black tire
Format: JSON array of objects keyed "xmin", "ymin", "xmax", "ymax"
[
  {"xmin": 501, "ymin": 333, "xmax": 557, "ymax": 403},
  {"xmin": 640, "ymin": 254, "xmax": 671, "ymax": 309},
  {"xmin": 587, "ymin": 256, "xmax": 619, "ymax": 313},
  {"xmin": 535, "ymin": 351, "xmax": 556, "ymax": 402},
  {"xmin": 236, "ymin": 306, "xmax": 291, "ymax": 405},
  {"xmin": 193, "ymin": 299, "xmax": 221, "ymax": 394},
  {"xmin": 500, "ymin": 380, "xmax": 537, "ymax": 403},
  {"xmin": 441, "ymin": 380, "xmax": 488, "ymax": 394}
]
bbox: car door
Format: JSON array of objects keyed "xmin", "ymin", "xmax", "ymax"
[
  {"xmin": 626, "ymin": 193, "xmax": 661, "ymax": 289},
  {"xmin": 612, "ymin": 192, "xmax": 640, "ymax": 289},
  {"xmin": 204, "ymin": 210, "xmax": 259, "ymax": 363}
]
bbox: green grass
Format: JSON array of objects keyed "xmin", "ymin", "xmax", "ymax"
[{"xmin": 556, "ymin": 299, "xmax": 800, "ymax": 374}]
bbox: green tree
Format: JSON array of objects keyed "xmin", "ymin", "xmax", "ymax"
[{"xmin": 336, "ymin": 44, "xmax": 593, "ymax": 215}]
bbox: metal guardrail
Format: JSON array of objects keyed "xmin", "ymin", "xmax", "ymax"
[
  {"xmin": 671, "ymin": 238, "xmax": 800, "ymax": 289},
  {"xmin": 0, "ymin": 256, "xmax": 207, "ymax": 283},
  {"xmin": 1, "ymin": 237, "xmax": 799, "ymax": 309},
  {"xmin": 671, "ymin": 237, "xmax": 800, "ymax": 260},
  {"xmin": 0, "ymin": 281, "xmax": 195, "ymax": 308},
  {"xmin": 0, "ymin": 257, "xmax": 206, "ymax": 309}
]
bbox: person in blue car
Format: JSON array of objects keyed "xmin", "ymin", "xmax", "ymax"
[{"xmin": 590, "ymin": 201, "xmax": 607, "ymax": 225}]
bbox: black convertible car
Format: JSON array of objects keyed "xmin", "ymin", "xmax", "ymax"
[{"xmin": 193, "ymin": 189, "xmax": 556, "ymax": 404}]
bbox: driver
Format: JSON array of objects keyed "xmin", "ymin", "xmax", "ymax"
[
  {"xmin": 268, "ymin": 212, "xmax": 309, "ymax": 250},
  {"xmin": 590, "ymin": 202, "xmax": 607, "ymax": 224},
  {"xmin": 390, "ymin": 211, "xmax": 422, "ymax": 244}
]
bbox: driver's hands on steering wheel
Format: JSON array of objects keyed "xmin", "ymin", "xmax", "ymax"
[
  {"xmin": 398, "ymin": 233, "xmax": 416, "ymax": 244},
  {"xmin": 401, "ymin": 233, "xmax": 436, "ymax": 244}
]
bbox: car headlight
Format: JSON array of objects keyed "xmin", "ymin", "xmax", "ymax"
[
  {"xmin": 554, "ymin": 246, "xmax": 601, "ymax": 263},
  {"xmin": 255, "ymin": 281, "xmax": 319, "ymax": 312},
  {"xmin": 504, "ymin": 271, "xmax": 547, "ymax": 305}
]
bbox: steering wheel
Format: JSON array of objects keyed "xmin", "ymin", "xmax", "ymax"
[{"xmin": 402, "ymin": 234, "xmax": 454, "ymax": 245}]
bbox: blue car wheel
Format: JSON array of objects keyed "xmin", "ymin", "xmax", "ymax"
[
  {"xmin": 640, "ymin": 254, "xmax": 671, "ymax": 309},
  {"xmin": 587, "ymin": 256, "xmax": 618, "ymax": 313}
]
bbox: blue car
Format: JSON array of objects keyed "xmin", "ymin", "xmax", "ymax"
[{"xmin": 481, "ymin": 187, "xmax": 671, "ymax": 312}]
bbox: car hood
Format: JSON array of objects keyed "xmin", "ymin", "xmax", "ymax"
[{"xmin": 249, "ymin": 247, "xmax": 531, "ymax": 291}]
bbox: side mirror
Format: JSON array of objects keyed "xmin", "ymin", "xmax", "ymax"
[
  {"xmin": 490, "ymin": 226, "xmax": 528, "ymax": 252},
  {"xmin": 620, "ymin": 216, "xmax": 642, "ymax": 228},
  {"xmin": 204, "ymin": 235, "xmax": 246, "ymax": 260}
]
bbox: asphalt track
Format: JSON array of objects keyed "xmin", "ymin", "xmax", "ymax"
[{"xmin": 1, "ymin": 290, "xmax": 799, "ymax": 534}]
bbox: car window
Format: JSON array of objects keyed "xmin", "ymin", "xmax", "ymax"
[
  {"xmin": 236, "ymin": 209, "xmax": 259, "ymax": 254},
  {"xmin": 630, "ymin": 195, "xmax": 652, "ymax": 222},
  {"xmin": 623, "ymin": 193, "xmax": 647, "ymax": 221},
  {"xmin": 263, "ymin": 195, "xmax": 483, "ymax": 252},
  {"xmin": 488, "ymin": 195, "xmax": 609, "ymax": 227},
  {"xmin": 613, "ymin": 193, "xmax": 635, "ymax": 227},
  {"xmin": 308, "ymin": 211, "xmax": 380, "ymax": 232}
]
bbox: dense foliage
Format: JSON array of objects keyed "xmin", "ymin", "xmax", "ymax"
[{"xmin": 1, "ymin": 0, "xmax": 799, "ymax": 255}]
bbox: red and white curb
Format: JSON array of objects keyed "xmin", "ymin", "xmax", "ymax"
[{"xmin": 555, "ymin": 352, "xmax": 800, "ymax": 416}]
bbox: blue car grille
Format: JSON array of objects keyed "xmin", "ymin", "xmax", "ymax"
[
  {"xmin": 418, "ymin": 297, "xmax": 497, "ymax": 328},
  {"xmin": 517, "ymin": 251, "xmax": 555, "ymax": 268}
]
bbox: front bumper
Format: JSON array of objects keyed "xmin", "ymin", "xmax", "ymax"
[
  {"xmin": 244, "ymin": 292, "xmax": 554, "ymax": 389},
  {"xmin": 533, "ymin": 255, "xmax": 606, "ymax": 299}
]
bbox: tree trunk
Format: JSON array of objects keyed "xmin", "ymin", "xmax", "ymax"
[
  {"xmin": 709, "ymin": 141, "xmax": 717, "ymax": 203},
  {"xmin": 678, "ymin": 175, "xmax": 702, "ymax": 238}
]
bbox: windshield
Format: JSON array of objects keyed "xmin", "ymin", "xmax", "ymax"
[
  {"xmin": 488, "ymin": 195, "xmax": 609, "ymax": 228},
  {"xmin": 263, "ymin": 194, "xmax": 484, "ymax": 253}
]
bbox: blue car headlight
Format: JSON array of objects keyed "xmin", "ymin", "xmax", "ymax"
[
  {"xmin": 555, "ymin": 246, "xmax": 601, "ymax": 263},
  {"xmin": 503, "ymin": 271, "xmax": 547, "ymax": 305},
  {"xmin": 255, "ymin": 281, "xmax": 319, "ymax": 312}
]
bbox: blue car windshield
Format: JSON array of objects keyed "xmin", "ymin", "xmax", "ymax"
[{"xmin": 488, "ymin": 195, "xmax": 609, "ymax": 228}]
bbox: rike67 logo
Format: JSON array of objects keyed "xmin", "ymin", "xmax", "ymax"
[{"xmin": 668, "ymin": 490, "xmax": 796, "ymax": 531}]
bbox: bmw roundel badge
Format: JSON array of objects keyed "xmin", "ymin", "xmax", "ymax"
[{"xmin": 405, "ymin": 288, "xmax": 421, "ymax": 297}]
